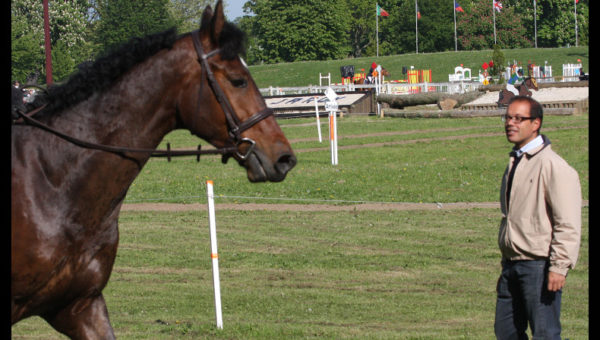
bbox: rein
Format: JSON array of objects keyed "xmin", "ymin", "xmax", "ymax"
[
  {"xmin": 13, "ymin": 109, "xmax": 236, "ymax": 160},
  {"xmin": 12, "ymin": 29, "xmax": 274, "ymax": 162}
]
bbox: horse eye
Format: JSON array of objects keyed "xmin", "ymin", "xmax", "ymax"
[{"xmin": 231, "ymin": 78, "xmax": 247, "ymax": 88}]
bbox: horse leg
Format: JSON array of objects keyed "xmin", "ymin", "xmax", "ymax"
[{"xmin": 43, "ymin": 293, "xmax": 116, "ymax": 340}]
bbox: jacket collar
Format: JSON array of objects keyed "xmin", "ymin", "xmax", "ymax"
[{"xmin": 510, "ymin": 134, "xmax": 551, "ymax": 158}]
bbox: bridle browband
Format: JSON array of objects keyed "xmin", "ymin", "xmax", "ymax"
[{"xmin": 13, "ymin": 29, "xmax": 274, "ymax": 162}]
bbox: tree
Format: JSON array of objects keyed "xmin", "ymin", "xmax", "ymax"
[
  {"xmin": 240, "ymin": 0, "xmax": 351, "ymax": 64},
  {"xmin": 456, "ymin": 0, "xmax": 531, "ymax": 50},
  {"xmin": 11, "ymin": 0, "xmax": 91, "ymax": 84},
  {"xmin": 490, "ymin": 44, "xmax": 505, "ymax": 80},
  {"xmin": 167, "ymin": 0, "xmax": 212, "ymax": 33},
  {"xmin": 94, "ymin": 0, "xmax": 176, "ymax": 52},
  {"xmin": 345, "ymin": 0, "xmax": 375, "ymax": 58}
]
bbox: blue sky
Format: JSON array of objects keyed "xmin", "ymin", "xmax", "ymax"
[{"xmin": 224, "ymin": 0, "xmax": 247, "ymax": 20}]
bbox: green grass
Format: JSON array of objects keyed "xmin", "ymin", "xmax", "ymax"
[
  {"xmin": 12, "ymin": 208, "xmax": 589, "ymax": 339},
  {"xmin": 11, "ymin": 111, "xmax": 588, "ymax": 339},
  {"xmin": 125, "ymin": 114, "xmax": 588, "ymax": 205},
  {"xmin": 247, "ymin": 47, "xmax": 589, "ymax": 87}
]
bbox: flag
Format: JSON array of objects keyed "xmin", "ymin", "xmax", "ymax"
[
  {"xmin": 417, "ymin": 5, "xmax": 421, "ymax": 19},
  {"xmin": 493, "ymin": 0, "xmax": 502, "ymax": 12},
  {"xmin": 377, "ymin": 4, "xmax": 389, "ymax": 17},
  {"xmin": 454, "ymin": 1, "xmax": 464, "ymax": 12}
]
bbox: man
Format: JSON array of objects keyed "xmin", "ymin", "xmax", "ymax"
[
  {"xmin": 506, "ymin": 69, "xmax": 524, "ymax": 96},
  {"xmin": 495, "ymin": 96, "xmax": 582, "ymax": 339}
]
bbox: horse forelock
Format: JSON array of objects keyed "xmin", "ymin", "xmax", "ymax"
[
  {"xmin": 217, "ymin": 22, "xmax": 247, "ymax": 60},
  {"xmin": 30, "ymin": 28, "xmax": 179, "ymax": 116}
]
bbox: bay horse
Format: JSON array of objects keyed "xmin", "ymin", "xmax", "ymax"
[
  {"xmin": 353, "ymin": 68, "xmax": 390, "ymax": 85},
  {"xmin": 497, "ymin": 77, "xmax": 539, "ymax": 107},
  {"xmin": 11, "ymin": 1, "xmax": 296, "ymax": 338}
]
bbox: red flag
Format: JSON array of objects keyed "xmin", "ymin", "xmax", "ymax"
[
  {"xmin": 455, "ymin": 1, "xmax": 464, "ymax": 12},
  {"xmin": 417, "ymin": 5, "xmax": 421, "ymax": 19},
  {"xmin": 377, "ymin": 4, "xmax": 389, "ymax": 17}
]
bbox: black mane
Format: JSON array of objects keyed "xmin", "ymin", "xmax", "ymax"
[
  {"xmin": 30, "ymin": 28, "xmax": 179, "ymax": 115},
  {"xmin": 30, "ymin": 21, "xmax": 246, "ymax": 115}
]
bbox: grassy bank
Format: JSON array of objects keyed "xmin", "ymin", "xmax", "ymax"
[{"xmin": 247, "ymin": 47, "xmax": 588, "ymax": 87}]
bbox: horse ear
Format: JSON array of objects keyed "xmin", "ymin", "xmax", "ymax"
[
  {"xmin": 200, "ymin": 4, "xmax": 213, "ymax": 32},
  {"xmin": 209, "ymin": 0, "xmax": 226, "ymax": 44}
]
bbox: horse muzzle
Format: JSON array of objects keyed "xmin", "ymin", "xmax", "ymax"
[{"xmin": 242, "ymin": 147, "xmax": 296, "ymax": 183}]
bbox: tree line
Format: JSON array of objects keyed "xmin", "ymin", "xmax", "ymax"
[{"xmin": 12, "ymin": 0, "xmax": 588, "ymax": 84}]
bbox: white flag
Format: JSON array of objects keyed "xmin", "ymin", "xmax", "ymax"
[{"xmin": 493, "ymin": 0, "xmax": 502, "ymax": 12}]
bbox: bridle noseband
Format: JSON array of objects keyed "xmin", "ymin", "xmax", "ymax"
[
  {"xmin": 13, "ymin": 30, "xmax": 274, "ymax": 162},
  {"xmin": 191, "ymin": 30, "xmax": 273, "ymax": 160}
]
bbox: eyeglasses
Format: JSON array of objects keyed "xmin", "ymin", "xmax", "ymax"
[{"xmin": 501, "ymin": 115, "xmax": 536, "ymax": 123}]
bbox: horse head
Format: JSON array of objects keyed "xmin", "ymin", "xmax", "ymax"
[
  {"xmin": 527, "ymin": 77, "xmax": 539, "ymax": 91},
  {"xmin": 177, "ymin": 1, "xmax": 296, "ymax": 182}
]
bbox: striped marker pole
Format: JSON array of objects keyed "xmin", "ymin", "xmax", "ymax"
[
  {"xmin": 329, "ymin": 111, "xmax": 338, "ymax": 165},
  {"xmin": 206, "ymin": 180, "xmax": 223, "ymax": 329},
  {"xmin": 314, "ymin": 96, "xmax": 322, "ymax": 143}
]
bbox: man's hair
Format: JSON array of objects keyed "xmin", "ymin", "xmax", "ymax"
[{"xmin": 508, "ymin": 95, "xmax": 543, "ymax": 132}]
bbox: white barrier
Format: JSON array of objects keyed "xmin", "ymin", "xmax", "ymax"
[
  {"xmin": 205, "ymin": 180, "xmax": 223, "ymax": 330},
  {"xmin": 562, "ymin": 63, "xmax": 582, "ymax": 82},
  {"xmin": 314, "ymin": 97, "xmax": 322, "ymax": 143},
  {"xmin": 325, "ymin": 88, "xmax": 338, "ymax": 165},
  {"xmin": 329, "ymin": 111, "xmax": 338, "ymax": 165}
]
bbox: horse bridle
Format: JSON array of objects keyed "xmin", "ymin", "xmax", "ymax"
[
  {"xmin": 13, "ymin": 30, "xmax": 273, "ymax": 162},
  {"xmin": 191, "ymin": 29, "xmax": 274, "ymax": 161}
]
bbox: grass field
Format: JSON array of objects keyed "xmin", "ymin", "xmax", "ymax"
[
  {"xmin": 12, "ymin": 208, "xmax": 589, "ymax": 339},
  {"xmin": 12, "ymin": 111, "xmax": 588, "ymax": 339},
  {"xmin": 246, "ymin": 47, "xmax": 589, "ymax": 88}
]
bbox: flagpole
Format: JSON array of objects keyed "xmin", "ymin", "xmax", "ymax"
[
  {"xmin": 492, "ymin": 0, "xmax": 497, "ymax": 45},
  {"xmin": 453, "ymin": 2, "xmax": 457, "ymax": 52},
  {"xmin": 415, "ymin": 0, "xmax": 418, "ymax": 54},
  {"xmin": 376, "ymin": 3, "xmax": 379, "ymax": 57},
  {"xmin": 534, "ymin": 0, "xmax": 537, "ymax": 48},
  {"xmin": 574, "ymin": 0, "xmax": 578, "ymax": 47}
]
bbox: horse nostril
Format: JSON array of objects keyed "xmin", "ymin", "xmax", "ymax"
[{"xmin": 275, "ymin": 153, "xmax": 296, "ymax": 174}]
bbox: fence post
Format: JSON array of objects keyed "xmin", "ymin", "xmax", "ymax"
[{"xmin": 205, "ymin": 180, "xmax": 223, "ymax": 330}]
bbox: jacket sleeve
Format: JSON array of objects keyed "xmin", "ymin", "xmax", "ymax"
[{"xmin": 544, "ymin": 158, "xmax": 582, "ymax": 276}]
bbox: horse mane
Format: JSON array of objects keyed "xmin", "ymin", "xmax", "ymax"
[
  {"xmin": 30, "ymin": 28, "xmax": 179, "ymax": 115},
  {"xmin": 30, "ymin": 20, "xmax": 246, "ymax": 116}
]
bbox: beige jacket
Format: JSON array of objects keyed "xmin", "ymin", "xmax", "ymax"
[{"xmin": 498, "ymin": 135, "xmax": 582, "ymax": 276}]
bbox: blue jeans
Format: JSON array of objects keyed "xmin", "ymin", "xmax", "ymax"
[{"xmin": 494, "ymin": 260, "xmax": 562, "ymax": 340}]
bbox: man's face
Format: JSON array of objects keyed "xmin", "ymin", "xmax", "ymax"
[{"xmin": 504, "ymin": 100, "xmax": 541, "ymax": 149}]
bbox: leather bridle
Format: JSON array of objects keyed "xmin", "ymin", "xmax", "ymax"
[
  {"xmin": 190, "ymin": 29, "xmax": 273, "ymax": 160},
  {"xmin": 13, "ymin": 29, "xmax": 273, "ymax": 162}
]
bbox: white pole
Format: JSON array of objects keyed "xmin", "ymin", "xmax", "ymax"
[
  {"xmin": 534, "ymin": 0, "xmax": 537, "ymax": 48},
  {"xmin": 206, "ymin": 180, "xmax": 223, "ymax": 330},
  {"xmin": 453, "ymin": 2, "xmax": 457, "ymax": 52},
  {"xmin": 574, "ymin": 0, "xmax": 578, "ymax": 47},
  {"xmin": 314, "ymin": 97, "xmax": 322, "ymax": 143},
  {"xmin": 415, "ymin": 0, "xmax": 419, "ymax": 54},
  {"xmin": 329, "ymin": 111, "xmax": 338, "ymax": 165},
  {"xmin": 376, "ymin": 3, "xmax": 379, "ymax": 57},
  {"xmin": 493, "ymin": 0, "xmax": 497, "ymax": 45}
]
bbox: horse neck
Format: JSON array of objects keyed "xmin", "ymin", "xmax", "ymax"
[
  {"xmin": 63, "ymin": 46, "xmax": 189, "ymax": 153},
  {"xmin": 35, "ymin": 43, "xmax": 192, "ymax": 207}
]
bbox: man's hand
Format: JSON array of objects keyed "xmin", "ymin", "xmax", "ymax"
[{"xmin": 547, "ymin": 271, "xmax": 566, "ymax": 292}]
